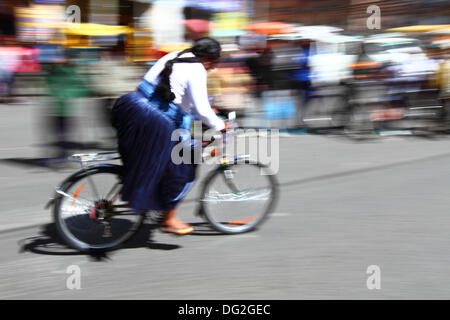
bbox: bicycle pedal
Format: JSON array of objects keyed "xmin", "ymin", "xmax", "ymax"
[
  {"xmin": 102, "ymin": 230, "xmax": 113, "ymax": 238},
  {"xmin": 224, "ymin": 169, "xmax": 234, "ymax": 179},
  {"xmin": 102, "ymin": 224, "xmax": 112, "ymax": 237}
]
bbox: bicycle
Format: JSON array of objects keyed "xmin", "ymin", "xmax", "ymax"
[{"xmin": 45, "ymin": 113, "xmax": 278, "ymax": 252}]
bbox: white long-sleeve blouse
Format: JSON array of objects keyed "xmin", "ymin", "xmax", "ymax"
[{"xmin": 144, "ymin": 51, "xmax": 225, "ymax": 131}]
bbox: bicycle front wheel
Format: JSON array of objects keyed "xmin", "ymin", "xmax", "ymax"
[
  {"xmin": 200, "ymin": 161, "xmax": 278, "ymax": 234},
  {"xmin": 53, "ymin": 165, "xmax": 144, "ymax": 252}
]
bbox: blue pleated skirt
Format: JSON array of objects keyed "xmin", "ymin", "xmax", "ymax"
[{"xmin": 111, "ymin": 80, "xmax": 195, "ymax": 213}]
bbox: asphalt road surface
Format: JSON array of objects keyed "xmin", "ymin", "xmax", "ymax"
[{"xmin": 2, "ymin": 100, "xmax": 450, "ymax": 299}]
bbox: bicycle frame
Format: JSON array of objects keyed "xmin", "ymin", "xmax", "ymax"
[{"xmin": 45, "ymin": 112, "xmax": 248, "ymax": 210}]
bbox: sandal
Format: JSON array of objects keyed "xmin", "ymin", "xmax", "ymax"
[{"xmin": 160, "ymin": 225, "xmax": 194, "ymax": 235}]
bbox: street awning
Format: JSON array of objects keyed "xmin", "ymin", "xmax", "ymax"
[
  {"xmin": 386, "ymin": 25, "xmax": 450, "ymax": 33},
  {"xmin": 62, "ymin": 23, "xmax": 134, "ymax": 36},
  {"xmin": 245, "ymin": 22, "xmax": 296, "ymax": 35},
  {"xmin": 157, "ymin": 43, "xmax": 191, "ymax": 53}
]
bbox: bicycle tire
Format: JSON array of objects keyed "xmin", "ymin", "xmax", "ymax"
[
  {"xmin": 53, "ymin": 164, "xmax": 145, "ymax": 252},
  {"xmin": 200, "ymin": 160, "xmax": 278, "ymax": 234}
]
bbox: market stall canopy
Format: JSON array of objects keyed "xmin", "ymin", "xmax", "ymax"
[
  {"xmin": 429, "ymin": 35, "xmax": 450, "ymax": 49},
  {"xmin": 157, "ymin": 43, "xmax": 191, "ymax": 53},
  {"xmin": 386, "ymin": 25, "xmax": 450, "ymax": 33},
  {"xmin": 426, "ymin": 28, "xmax": 450, "ymax": 35},
  {"xmin": 365, "ymin": 37, "xmax": 419, "ymax": 44},
  {"xmin": 62, "ymin": 23, "xmax": 134, "ymax": 36},
  {"xmin": 268, "ymin": 26, "xmax": 355, "ymax": 43},
  {"xmin": 296, "ymin": 25, "xmax": 343, "ymax": 34},
  {"xmin": 245, "ymin": 22, "xmax": 296, "ymax": 35}
]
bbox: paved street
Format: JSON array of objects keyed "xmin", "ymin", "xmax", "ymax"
[{"xmin": 2, "ymin": 100, "xmax": 450, "ymax": 299}]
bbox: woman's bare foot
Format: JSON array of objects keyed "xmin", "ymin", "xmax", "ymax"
[{"xmin": 161, "ymin": 209, "xmax": 194, "ymax": 235}]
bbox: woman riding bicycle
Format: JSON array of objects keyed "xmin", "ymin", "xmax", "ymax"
[{"xmin": 111, "ymin": 37, "xmax": 226, "ymax": 235}]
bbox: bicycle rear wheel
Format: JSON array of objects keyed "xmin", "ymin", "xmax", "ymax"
[
  {"xmin": 200, "ymin": 161, "xmax": 278, "ymax": 234},
  {"xmin": 53, "ymin": 165, "xmax": 144, "ymax": 252}
]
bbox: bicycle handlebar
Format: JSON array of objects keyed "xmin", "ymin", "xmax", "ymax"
[{"xmin": 68, "ymin": 112, "xmax": 238, "ymax": 162}]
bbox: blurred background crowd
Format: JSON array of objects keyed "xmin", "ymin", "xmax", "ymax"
[{"xmin": 1, "ymin": 0, "xmax": 450, "ymax": 161}]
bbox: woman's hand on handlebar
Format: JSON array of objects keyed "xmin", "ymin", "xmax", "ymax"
[{"xmin": 220, "ymin": 121, "xmax": 233, "ymax": 133}]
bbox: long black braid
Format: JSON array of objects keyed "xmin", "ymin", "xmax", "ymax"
[{"xmin": 154, "ymin": 37, "xmax": 221, "ymax": 102}]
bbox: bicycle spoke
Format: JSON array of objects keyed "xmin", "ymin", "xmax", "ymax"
[
  {"xmin": 57, "ymin": 189, "xmax": 93, "ymax": 207},
  {"xmin": 203, "ymin": 189, "xmax": 271, "ymax": 202},
  {"xmin": 202, "ymin": 163, "xmax": 277, "ymax": 234},
  {"xmin": 86, "ymin": 174, "xmax": 101, "ymax": 200},
  {"xmin": 55, "ymin": 166, "xmax": 144, "ymax": 252},
  {"xmin": 105, "ymin": 182, "xmax": 121, "ymax": 202}
]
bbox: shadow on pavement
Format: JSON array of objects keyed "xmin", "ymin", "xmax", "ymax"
[
  {"xmin": 189, "ymin": 222, "xmax": 229, "ymax": 236},
  {"xmin": 18, "ymin": 222, "xmax": 186, "ymax": 261},
  {"xmin": 0, "ymin": 141, "xmax": 117, "ymax": 171},
  {"xmin": 0, "ymin": 158, "xmax": 77, "ymax": 170}
]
